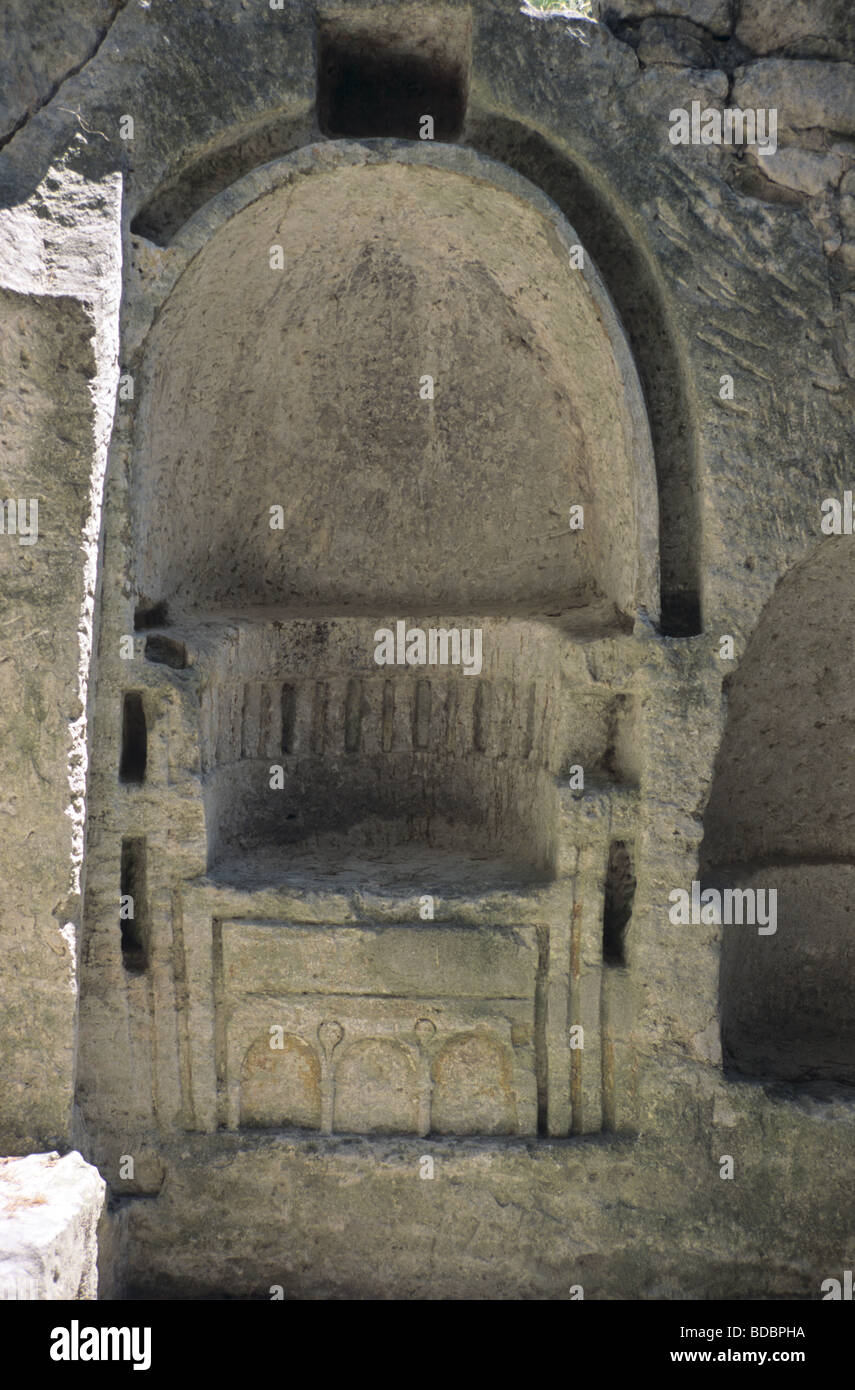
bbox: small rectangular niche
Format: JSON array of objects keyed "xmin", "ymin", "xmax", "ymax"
[
  {"xmin": 599, "ymin": 694, "xmax": 640, "ymax": 787},
  {"xmin": 134, "ymin": 599, "xmax": 168, "ymax": 630},
  {"xmin": 317, "ymin": 8, "xmax": 471, "ymax": 140},
  {"xmin": 145, "ymin": 634, "xmax": 186, "ymax": 669},
  {"xmin": 119, "ymin": 692, "xmax": 147, "ymax": 784},
  {"xmin": 120, "ymin": 837, "xmax": 149, "ymax": 974},
  {"xmin": 661, "ymin": 591, "xmax": 702, "ymax": 639},
  {"xmin": 602, "ymin": 840, "xmax": 635, "ymax": 967}
]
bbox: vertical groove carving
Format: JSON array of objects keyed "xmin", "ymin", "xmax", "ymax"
[
  {"xmin": 382, "ymin": 680, "xmax": 395, "ymax": 752},
  {"xmin": 345, "ymin": 678, "xmax": 362, "ymax": 753},
  {"xmin": 523, "ymin": 682, "xmax": 536, "ymax": 760},
  {"xmin": 413, "ymin": 679, "xmax": 431, "ymax": 749},
  {"xmin": 474, "ymin": 681, "xmax": 490, "ymax": 752},
  {"xmin": 241, "ymin": 683, "xmax": 259, "ymax": 759},
  {"xmin": 281, "ymin": 682, "xmax": 297, "ymax": 754},
  {"xmin": 311, "ymin": 680, "xmax": 329, "ymax": 754}
]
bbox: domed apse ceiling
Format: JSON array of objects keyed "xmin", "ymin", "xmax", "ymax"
[
  {"xmin": 702, "ymin": 537, "xmax": 855, "ymax": 1085},
  {"xmin": 134, "ymin": 160, "xmax": 646, "ymax": 623}
]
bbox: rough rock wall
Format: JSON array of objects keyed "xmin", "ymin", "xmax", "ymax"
[
  {"xmin": 0, "ymin": 166, "xmax": 121, "ymax": 1156},
  {"xmin": 0, "ymin": 288, "xmax": 95, "ymax": 1152},
  {"xmin": 594, "ymin": 0, "xmax": 855, "ymax": 278}
]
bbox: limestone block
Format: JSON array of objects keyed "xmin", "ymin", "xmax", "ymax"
[
  {"xmin": 756, "ymin": 146, "xmax": 846, "ymax": 195},
  {"xmin": 636, "ymin": 17, "xmax": 717, "ymax": 67},
  {"xmin": 0, "ymin": 1151, "xmax": 105, "ymax": 1300},
  {"xmin": 736, "ymin": 0, "xmax": 855, "ymax": 61},
  {"xmin": 733, "ymin": 60, "xmax": 855, "ymax": 140},
  {"xmin": 592, "ymin": 0, "xmax": 732, "ymax": 36}
]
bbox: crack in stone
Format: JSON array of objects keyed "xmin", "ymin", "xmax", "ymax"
[{"xmin": 0, "ymin": 0, "xmax": 129, "ymax": 155}]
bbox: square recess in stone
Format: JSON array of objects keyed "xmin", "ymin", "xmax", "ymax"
[{"xmin": 317, "ymin": 8, "xmax": 471, "ymax": 139}]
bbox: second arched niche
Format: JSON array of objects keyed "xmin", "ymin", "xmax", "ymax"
[{"xmin": 702, "ymin": 536, "xmax": 855, "ymax": 1087}]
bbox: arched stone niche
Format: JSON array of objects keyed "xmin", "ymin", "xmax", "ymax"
[
  {"xmin": 239, "ymin": 1032, "xmax": 322, "ymax": 1130},
  {"xmin": 126, "ymin": 144, "xmax": 657, "ymax": 886},
  {"xmin": 702, "ymin": 536, "xmax": 855, "ymax": 1086},
  {"xmin": 132, "ymin": 145, "xmax": 658, "ymax": 627},
  {"xmin": 79, "ymin": 141, "xmax": 655, "ymax": 1158}
]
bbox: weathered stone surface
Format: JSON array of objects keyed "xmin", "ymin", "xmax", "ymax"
[
  {"xmin": 134, "ymin": 152, "xmax": 653, "ymax": 622},
  {"xmin": 733, "ymin": 59, "xmax": 855, "ymax": 140},
  {"xmin": 0, "ymin": 0, "xmax": 119, "ymax": 145},
  {"xmin": 636, "ymin": 16, "xmax": 717, "ymax": 67},
  {"xmin": 0, "ymin": 289, "xmax": 95, "ymax": 1154},
  {"xmin": 841, "ymin": 292, "xmax": 855, "ymax": 375},
  {"xmin": 119, "ymin": 1106, "xmax": 855, "ymax": 1299},
  {"xmin": 592, "ymin": 0, "xmax": 732, "ymax": 37},
  {"xmin": 756, "ymin": 145, "xmax": 847, "ymax": 195},
  {"xmin": 0, "ymin": 168, "xmax": 121, "ymax": 1156},
  {"xmin": 703, "ymin": 538, "xmax": 855, "ymax": 868},
  {"xmin": 0, "ymin": 1151, "xmax": 105, "ymax": 1299},
  {"xmin": 736, "ymin": 0, "xmax": 855, "ymax": 62}
]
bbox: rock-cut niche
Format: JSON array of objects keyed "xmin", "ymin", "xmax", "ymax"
[
  {"xmin": 702, "ymin": 536, "xmax": 855, "ymax": 1088},
  {"xmin": 112, "ymin": 152, "xmax": 656, "ymax": 1141}
]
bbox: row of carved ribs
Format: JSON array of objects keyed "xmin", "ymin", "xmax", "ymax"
[{"xmin": 202, "ymin": 676, "xmax": 564, "ymax": 772}]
